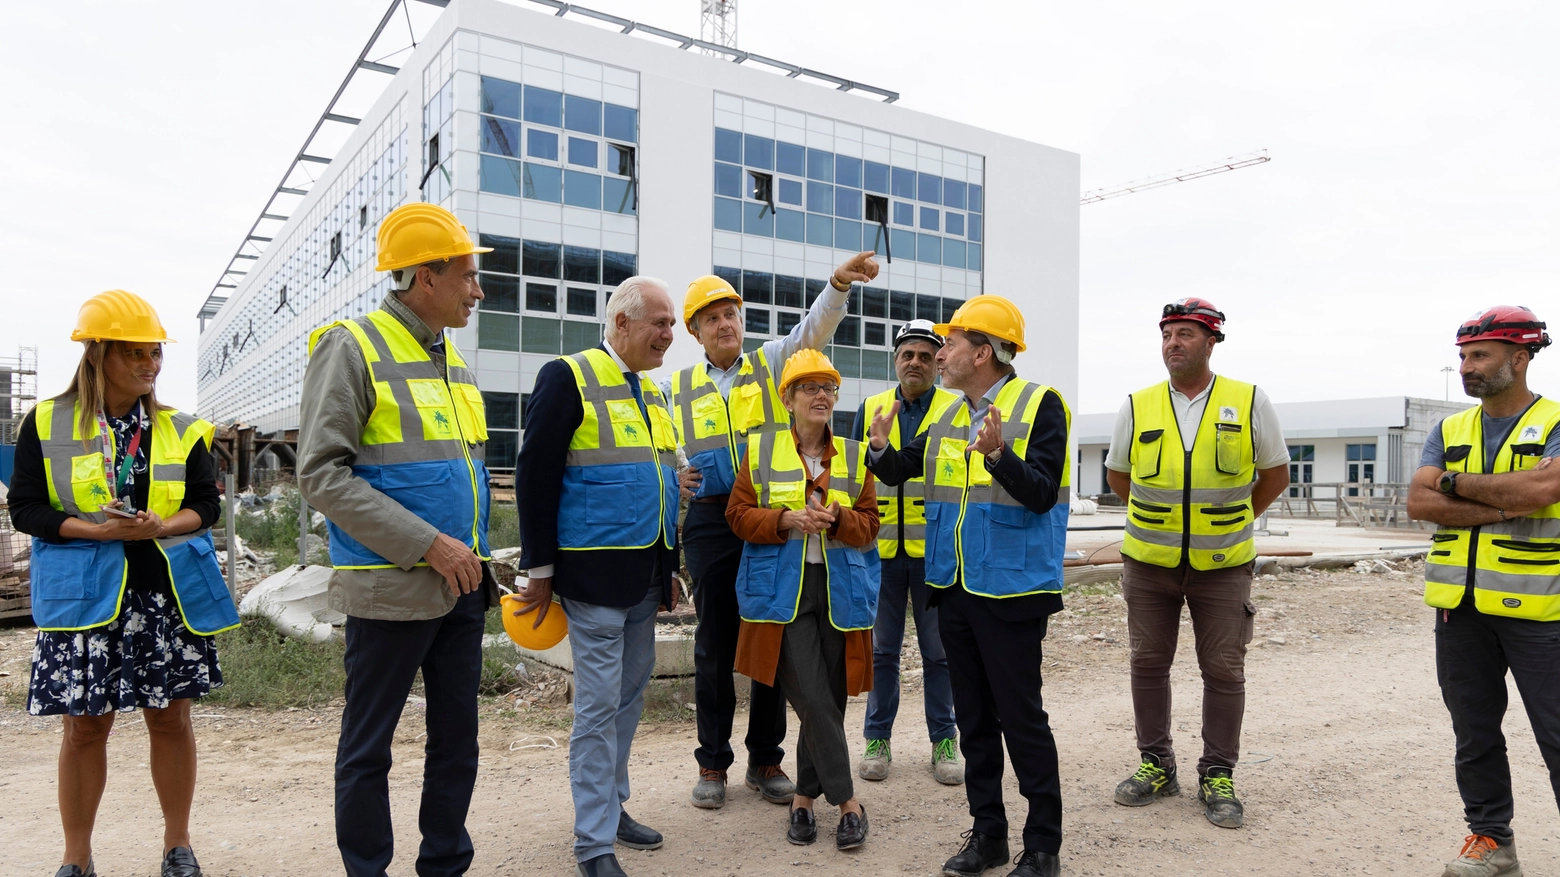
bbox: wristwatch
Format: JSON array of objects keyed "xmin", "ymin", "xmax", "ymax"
[
  {"xmin": 1438, "ymin": 471, "xmax": 1459, "ymax": 496},
  {"xmin": 985, "ymin": 445, "xmax": 1003, "ymax": 465},
  {"xmin": 829, "ymin": 275, "xmax": 852, "ymax": 292}
]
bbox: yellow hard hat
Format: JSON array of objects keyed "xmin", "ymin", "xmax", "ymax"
[
  {"xmin": 499, "ymin": 593, "xmax": 568, "ymax": 651},
  {"xmin": 71, "ymin": 290, "xmax": 173, "ymax": 344},
  {"xmin": 375, "ymin": 202, "xmax": 492, "ymax": 273},
  {"xmin": 683, "ymin": 275, "xmax": 743, "ymax": 333},
  {"xmin": 935, "ymin": 294, "xmax": 1027, "ymax": 353},
  {"xmin": 779, "ymin": 349, "xmax": 842, "ymax": 393}
]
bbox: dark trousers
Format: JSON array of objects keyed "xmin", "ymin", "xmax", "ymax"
[
  {"xmin": 684, "ymin": 501, "xmax": 787, "ymax": 771},
  {"xmin": 336, "ymin": 589, "xmax": 487, "ymax": 877},
  {"xmin": 940, "ymin": 584, "xmax": 1063, "ymax": 855},
  {"xmin": 1436, "ymin": 604, "xmax": 1560, "ymax": 841},
  {"xmin": 774, "ymin": 564, "xmax": 854, "ymax": 805},
  {"xmin": 864, "ymin": 553, "xmax": 956, "ymax": 742},
  {"xmin": 1121, "ymin": 557, "xmax": 1255, "ymax": 774}
]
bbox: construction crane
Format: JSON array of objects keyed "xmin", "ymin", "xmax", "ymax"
[
  {"xmin": 700, "ymin": 0, "xmax": 737, "ymax": 53},
  {"xmin": 1081, "ymin": 149, "xmax": 1269, "ymax": 205}
]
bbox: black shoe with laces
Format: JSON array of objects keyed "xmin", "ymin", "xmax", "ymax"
[
  {"xmin": 942, "ymin": 829, "xmax": 1009, "ymax": 877},
  {"xmin": 1007, "ymin": 849, "xmax": 1060, "ymax": 877},
  {"xmin": 161, "ymin": 847, "xmax": 203, "ymax": 877}
]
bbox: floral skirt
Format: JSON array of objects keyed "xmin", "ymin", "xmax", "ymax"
[{"xmin": 27, "ymin": 587, "xmax": 223, "ymax": 716}]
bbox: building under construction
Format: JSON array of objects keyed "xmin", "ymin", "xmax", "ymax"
[{"xmin": 194, "ymin": 0, "xmax": 1080, "ymax": 474}]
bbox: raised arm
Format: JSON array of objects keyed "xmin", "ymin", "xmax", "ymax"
[{"xmin": 764, "ymin": 251, "xmax": 881, "ymax": 366}]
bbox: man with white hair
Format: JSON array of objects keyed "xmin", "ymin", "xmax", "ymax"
[{"xmin": 514, "ymin": 276, "xmax": 682, "ymax": 877}]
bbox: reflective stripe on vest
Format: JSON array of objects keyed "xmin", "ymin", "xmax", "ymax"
[
  {"xmin": 1121, "ymin": 377, "xmax": 1257, "ymax": 571},
  {"xmin": 557, "ymin": 348, "xmax": 679, "ymax": 550},
  {"xmin": 920, "ymin": 379, "xmax": 1072, "ymax": 598},
  {"xmin": 1425, "ymin": 397, "xmax": 1560, "ymax": 621},
  {"xmin": 30, "ymin": 395, "xmax": 239, "ymax": 634},
  {"xmin": 861, "ymin": 386, "xmax": 959, "ymax": 559},
  {"xmin": 667, "ymin": 348, "xmax": 787, "ymax": 500},
  {"xmin": 735, "ymin": 431, "xmax": 879, "ymax": 630},
  {"xmin": 307, "ymin": 309, "xmax": 491, "ymax": 569}
]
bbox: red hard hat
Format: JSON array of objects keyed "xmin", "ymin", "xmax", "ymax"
[
  {"xmin": 1160, "ymin": 298, "xmax": 1226, "ymax": 342},
  {"xmin": 1456, "ymin": 305, "xmax": 1552, "ymax": 355}
]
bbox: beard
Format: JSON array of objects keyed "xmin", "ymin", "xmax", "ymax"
[{"xmin": 1463, "ymin": 360, "xmax": 1516, "ymax": 399}]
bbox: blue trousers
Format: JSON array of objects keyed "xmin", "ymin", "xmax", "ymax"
[
  {"xmin": 335, "ymin": 588, "xmax": 486, "ymax": 877},
  {"xmin": 864, "ymin": 553, "xmax": 956, "ymax": 742},
  {"xmin": 561, "ymin": 583, "xmax": 661, "ymax": 863}
]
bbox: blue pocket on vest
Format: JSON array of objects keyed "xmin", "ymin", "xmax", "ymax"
[
  {"xmin": 183, "ymin": 536, "xmax": 233, "ymax": 603},
  {"xmin": 582, "ymin": 465, "xmax": 639, "ymax": 525},
  {"xmin": 985, "ymin": 504, "xmax": 1029, "ymax": 571},
  {"xmin": 738, "ymin": 542, "xmax": 782, "ymax": 598},
  {"xmin": 374, "ymin": 461, "xmax": 461, "ymax": 536},
  {"xmin": 32, "ymin": 539, "xmax": 108, "ymax": 600}
]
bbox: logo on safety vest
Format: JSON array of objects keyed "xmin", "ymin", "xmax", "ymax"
[
  {"xmin": 625, "ymin": 424, "xmax": 639, "ymax": 439},
  {"xmin": 433, "ymin": 411, "xmax": 451, "ymax": 433},
  {"xmin": 943, "ymin": 461, "xmax": 955, "ymax": 478},
  {"xmin": 1219, "ymin": 406, "xmax": 1238, "ymax": 423},
  {"xmin": 1212, "ymin": 552, "xmax": 1226, "ymax": 562},
  {"xmin": 1503, "ymin": 597, "xmax": 1522, "ymax": 608},
  {"xmin": 1520, "ymin": 425, "xmax": 1542, "ymax": 442},
  {"xmin": 704, "ymin": 418, "xmax": 717, "ymax": 431},
  {"xmin": 89, "ymin": 483, "xmax": 110, "ymax": 500}
]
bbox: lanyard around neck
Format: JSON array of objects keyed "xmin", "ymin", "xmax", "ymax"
[{"xmin": 97, "ymin": 401, "xmax": 146, "ymax": 497}]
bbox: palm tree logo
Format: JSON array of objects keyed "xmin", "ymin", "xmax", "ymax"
[{"xmin": 433, "ymin": 411, "xmax": 451, "ymax": 432}]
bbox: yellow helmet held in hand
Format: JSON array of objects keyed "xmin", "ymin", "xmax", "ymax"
[
  {"xmin": 935, "ymin": 294, "xmax": 1027, "ymax": 353},
  {"xmin": 780, "ymin": 348, "xmax": 841, "ymax": 393},
  {"xmin": 683, "ymin": 275, "xmax": 743, "ymax": 333},
  {"xmin": 375, "ymin": 202, "xmax": 492, "ymax": 273},
  {"xmin": 499, "ymin": 593, "xmax": 568, "ymax": 651},
  {"xmin": 71, "ymin": 290, "xmax": 173, "ymax": 344}
]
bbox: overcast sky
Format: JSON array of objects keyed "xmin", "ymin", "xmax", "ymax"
[{"xmin": 4, "ymin": 0, "xmax": 1556, "ymax": 416}]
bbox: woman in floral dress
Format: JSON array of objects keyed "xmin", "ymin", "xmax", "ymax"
[{"xmin": 11, "ymin": 290, "xmax": 238, "ymax": 877}]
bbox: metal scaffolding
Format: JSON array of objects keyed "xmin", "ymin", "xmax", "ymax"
[{"xmin": 0, "ymin": 347, "xmax": 38, "ymax": 445}]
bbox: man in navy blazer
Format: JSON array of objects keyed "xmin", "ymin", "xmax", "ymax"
[{"xmin": 515, "ymin": 276, "xmax": 681, "ymax": 877}]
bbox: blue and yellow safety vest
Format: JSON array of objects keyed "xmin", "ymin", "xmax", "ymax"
[
  {"xmin": 667, "ymin": 348, "xmax": 788, "ymax": 500},
  {"xmin": 861, "ymin": 386, "xmax": 959, "ymax": 560}
]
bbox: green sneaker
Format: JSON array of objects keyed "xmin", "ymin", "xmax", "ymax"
[
  {"xmin": 858, "ymin": 738, "xmax": 891, "ymax": 781},
  {"xmin": 1113, "ymin": 752, "xmax": 1180, "ymax": 806},
  {"xmin": 1198, "ymin": 766, "xmax": 1244, "ymax": 828},
  {"xmin": 931, "ymin": 737, "xmax": 964, "ymax": 785}
]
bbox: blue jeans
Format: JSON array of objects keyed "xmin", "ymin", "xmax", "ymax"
[
  {"xmin": 863, "ymin": 553, "xmax": 957, "ymax": 742},
  {"xmin": 561, "ymin": 583, "xmax": 661, "ymax": 863}
]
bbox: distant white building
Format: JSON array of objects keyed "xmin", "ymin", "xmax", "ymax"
[{"xmin": 1073, "ymin": 396, "xmax": 1472, "ymax": 498}]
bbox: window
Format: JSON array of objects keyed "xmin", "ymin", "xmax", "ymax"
[
  {"xmin": 715, "ymin": 128, "xmax": 743, "ymax": 163},
  {"xmin": 745, "ymin": 134, "xmax": 774, "ymax": 170},
  {"xmin": 836, "ymin": 156, "xmax": 862, "ymax": 189},
  {"xmin": 480, "ymin": 76, "xmax": 521, "ymax": 118},
  {"xmin": 833, "ymin": 346, "xmax": 861, "ymax": 378},
  {"xmin": 714, "ymin": 197, "xmax": 742, "ymax": 232},
  {"xmin": 943, "ymin": 239, "xmax": 966, "ymax": 269},
  {"xmin": 359, "ymin": 205, "xmax": 367, "ymax": 229},
  {"xmin": 607, "ymin": 143, "xmax": 634, "ymax": 177},
  {"xmin": 831, "ymin": 411, "xmax": 855, "ymax": 437},
  {"xmin": 806, "ymin": 148, "xmax": 834, "ymax": 182},
  {"xmin": 970, "ymin": 184, "xmax": 983, "ymax": 213},
  {"xmin": 604, "ymin": 178, "xmax": 636, "ymax": 215},
  {"xmin": 835, "ymin": 188, "xmax": 862, "ymax": 220},
  {"xmin": 806, "ymin": 213, "xmax": 833, "ymax": 246},
  {"xmin": 480, "ymin": 155, "xmax": 521, "ymax": 197},
  {"xmin": 714, "ymin": 265, "xmax": 743, "ymax": 293},
  {"xmin": 604, "ymin": 104, "xmax": 638, "ymax": 143},
  {"xmin": 919, "ymin": 206, "xmax": 940, "ymax": 232},
  {"xmin": 890, "ymin": 291, "xmax": 914, "ymax": 321},
  {"xmin": 478, "ymin": 312, "xmax": 519, "ymax": 351},
  {"xmin": 943, "ymin": 179, "xmax": 967, "ymax": 210},
  {"xmin": 480, "ymin": 234, "xmax": 520, "ymax": 273},
  {"xmin": 806, "ymin": 180, "xmax": 833, "ymax": 214},
  {"xmin": 968, "ymin": 214, "xmax": 983, "ymax": 242},
  {"xmin": 892, "ymin": 201, "xmax": 914, "ymax": 227},
  {"xmin": 564, "ymin": 246, "xmax": 601, "ymax": 283},
  {"xmin": 523, "ymin": 162, "xmax": 561, "ymax": 202},
  {"xmin": 862, "ymin": 287, "xmax": 888, "ymax": 318},
  {"xmin": 743, "ymin": 201, "xmax": 774, "ymax": 236},
  {"xmin": 805, "ymin": 278, "xmax": 826, "ymax": 306},
  {"xmin": 890, "ymin": 229, "xmax": 916, "ymax": 262},
  {"xmin": 481, "ymin": 275, "xmax": 519, "ymax": 311},
  {"xmin": 564, "ymin": 95, "xmax": 601, "ymax": 135},
  {"xmin": 861, "ymin": 349, "xmax": 890, "ymax": 381},
  {"xmin": 567, "ymin": 287, "xmax": 597, "ymax": 316},
  {"xmin": 749, "ymin": 171, "xmax": 773, "ymax": 206},
  {"xmin": 485, "ymin": 431, "xmax": 518, "ymax": 471},
  {"xmin": 835, "ymin": 316, "xmax": 861, "ymax": 347},
  {"xmin": 778, "ymin": 178, "xmax": 803, "ymax": 206},
  {"xmin": 917, "ymin": 233, "xmax": 941, "ymax": 263},
  {"xmin": 746, "ymin": 308, "xmax": 771, "ymax": 334},
  {"xmin": 564, "ymin": 170, "xmax": 601, "ymax": 210},
  {"xmin": 891, "ymin": 167, "xmax": 915, "ymax": 198},
  {"xmin": 602, "ymin": 251, "xmax": 636, "ymax": 286},
  {"xmin": 1288, "ymin": 445, "xmax": 1315, "ymax": 498},
  {"xmin": 567, "ymin": 137, "xmax": 598, "ymax": 168},
  {"xmin": 777, "ymin": 310, "xmax": 800, "ymax": 336},
  {"xmin": 942, "ymin": 297, "xmax": 964, "ymax": 321},
  {"xmin": 968, "ymin": 243, "xmax": 982, "ymax": 271},
  {"xmin": 714, "ymin": 162, "xmax": 743, "ymax": 198},
  {"xmin": 484, "ymin": 391, "xmax": 521, "ymax": 430},
  {"xmin": 329, "ymin": 232, "xmax": 342, "ymax": 262},
  {"xmin": 777, "ymin": 141, "xmax": 805, "ymax": 176},
  {"xmin": 527, "ymin": 129, "xmax": 558, "ymax": 160},
  {"xmin": 864, "ymin": 194, "xmax": 888, "ymax": 226},
  {"xmin": 522, "ymin": 240, "xmax": 561, "ymax": 278},
  {"xmin": 1346, "ymin": 443, "xmax": 1377, "ymax": 496},
  {"xmin": 775, "ymin": 275, "xmax": 804, "ymax": 308},
  {"xmin": 742, "ymin": 270, "xmax": 773, "ymax": 304},
  {"xmin": 521, "ymin": 317, "xmax": 561, "ymax": 354},
  {"xmin": 918, "ymin": 172, "xmax": 942, "ymax": 204},
  {"xmin": 776, "ymin": 209, "xmax": 805, "ymax": 242},
  {"xmin": 916, "ymin": 294, "xmax": 941, "ymax": 321},
  {"xmin": 864, "ymin": 161, "xmax": 889, "ymax": 194},
  {"xmin": 945, "ymin": 212, "xmax": 965, "ymax": 236},
  {"xmin": 481, "ymin": 117, "xmax": 520, "ymax": 156},
  {"xmin": 563, "ymin": 321, "xmax": 600, "ymax": 353},
  {"xmin": 835, "ymin": 218, "xmax": 862, "ymax": 251},
  {"xmin": 523, "ymin": 86, "xmax": 562, "ymax": 127},
  {"xmin": 526, "ymin": 283, "xmax": 557, "ymax": 313},
  {"xmin": 864, "ymin": 322, "xmax": 886, "ymax": 346}
]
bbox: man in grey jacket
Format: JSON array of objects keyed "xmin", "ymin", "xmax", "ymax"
[{"xmin": 298, "ymin": 203, "xmax": 496, "ymax": 877}]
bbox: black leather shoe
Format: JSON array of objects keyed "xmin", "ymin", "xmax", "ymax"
[
  {"xmin": 616, "ymin": 809, "xmax": 663, "ymax": 850},
  {"xmin": 787, "ymin": 805, "xmax": 817, "ymax": 845},
  {"xmin": 54, "ymin": 862, "xmax": 95, "ymax": 877},
  {"xmin": 1007, "ymin": 849, "xmax": 1060, "ymax": 877},
  {"xmin": 836, "ymin": 805, "xmax": 868, "ymax": 850},
  {"xmin": 943, "ymin": 829, "xmax": 1009, "ymax": 877},
  {"xmin": 161, "ymin": 847, "xmax": 202, "ymax": 877},
  {"xmin": 576, "ymin": 853, "xmax": 628, "ymax": 877}
]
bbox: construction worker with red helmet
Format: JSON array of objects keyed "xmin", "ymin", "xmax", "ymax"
[
  {"xmin": 1103, "ymin": 298, "xmax": 1290, "ymax": 830},
  {"xmin": 665, "ymin": 251, "xmax": 879, "ymax": 812},
  {"xmin": 866, "ymin": 294, "xmax": 1073, "ymax": 877},
  {"xmin": 1407, "ymin": 305, "xmax": 1560, "ymax": 877}
]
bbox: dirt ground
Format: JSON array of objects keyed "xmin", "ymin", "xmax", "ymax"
[{"xmin": 2, "ymin": 561, "xmax": 1558, "ymax": 877}]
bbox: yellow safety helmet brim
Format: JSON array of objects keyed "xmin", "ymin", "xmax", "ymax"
[
  {"xmin": 684, "ymin": 275, "xmax": 743, "ymax": 333},
  {"xmin": 934, "ymin": 294, "xmax": 1027, "ymax": 353},
  {"xmin": 375, "ymin": 202, "xmax": 492, "ymax": 273},
  {"xmin": 499, "ymin": 593, "xmax": 569, "ymax": 651},
  {"xmin": 71, "ymin": 290, "xmax": 174, "ymax": 344}
]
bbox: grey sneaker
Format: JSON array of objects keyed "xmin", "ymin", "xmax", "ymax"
[
  {"xmin": 931, "ymin": 737, "xmax": 964, "ymax": 785},
  {"xmin": 858, "ymin": 738, "xmax": 891, "ymax": 781},
  {"xmin": 1443, "ymin": 835, "xmax": 1522, "ymax": 877},
  {"xmin": 690, "ymin": 767, "xmax": 727, "ymax": 809},
  {"xmin": 1197, "ymin": 766, "xmax": 1244, "ymax": 828},
  {"xmin": 744, "ymin": 764, "xmax": 796, "ymax": 804},
  {"xmin": 1113, "ymin": 752, "xmax": 1180, "ymax": 806}
]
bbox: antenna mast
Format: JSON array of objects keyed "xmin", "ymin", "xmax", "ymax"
[{"xmin": 700, "ymin": 0, "xmax": 737, "ymax": 54}]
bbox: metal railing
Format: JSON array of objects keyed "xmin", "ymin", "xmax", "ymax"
[{"xmin": 1271, "ymin": 482, "xmax": 1429, "ymax": 529}]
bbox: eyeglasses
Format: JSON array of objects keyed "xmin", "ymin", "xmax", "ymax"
[{"xmin": 795, "ymin": 382, "xmax": 839, "ymax": 397}]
